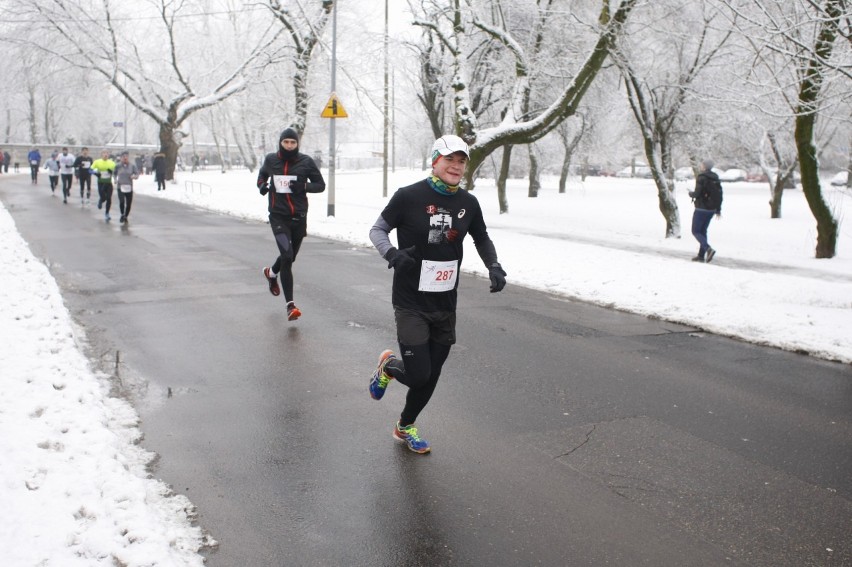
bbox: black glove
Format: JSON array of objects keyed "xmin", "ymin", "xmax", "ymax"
[
  {"xmin": 488, "ymin": 263, "xmax": 507, "ymax": 293},
  {"xmin": 288, "ymin": 180, "xmax": 307, "ymax": 192},
  {"xmin": 259, "ymin": 183, "xmax": 268, "ymax": 196},
  {"xmin": 384, "ymin": 246, "xmax": 417, "ymax": 271}
]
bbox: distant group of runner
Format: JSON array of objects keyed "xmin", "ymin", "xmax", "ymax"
[{"xmin": 26, "ymin": 147, "xmax": 167, "ymax": 223}]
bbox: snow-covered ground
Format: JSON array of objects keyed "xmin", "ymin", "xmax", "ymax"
[{"xmin": 0, "ymin": 166, "xmax": 849, "ymax": 565}]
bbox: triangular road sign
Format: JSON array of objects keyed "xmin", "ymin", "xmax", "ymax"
[{"xmin": 321, "ymin": 93, "xmax": 348, "ymax": 118}]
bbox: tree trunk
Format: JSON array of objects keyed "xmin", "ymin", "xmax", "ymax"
[
  {"xmin": 230, "ymin": 120, "xmax": 256, "ymax": 173},
  {"xmin": 28, "ymin": 88, "xmax": 37, "ymax": 144},
  {"xmin": 642, "ymin": 133, "xmax": 680, "ymax": 238},
  {"xmin": 769, "ymin": 178, "xmax": 785, "ymax": 219},
  {"xmin": 292, "ymin": 55, "xmax": 309, "ymax": 134},
  {"xmin": 496, "ymin": 145, "xmax": 511, "ymax": 214},
  {"xmin": 528, "ymin": 147, "xmax": 540, "ymax": 198},
  {"xmin": 793, "ymin": 0, "xmax": 840, "ymax": 259},
  {"xmin": 559, "ymin": 148, "xmax": 572, "ymax": 194},
  {"xmin": 655, "ymin": 178, "xmax": 680, "ymax": 238},
  {"xmin": 796, "ymin": 113, "xmax": 837, "ymax": 257},
  {"xmin": 159, "ymin": 124, "xmax": 181, "ymax": 181}
]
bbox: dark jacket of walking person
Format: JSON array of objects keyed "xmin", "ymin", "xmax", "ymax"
[
  {"xmin": 152, "ymin": 152, "xmax": 166, "ymax": 191},
  {"xmin": 688, "ymin": 159, "xmax": 723, "ymax": 263},
  {"xmin": 366, "ymin": 134, "xmax": 507, "ymax": 454},
  {"xmin": 257, "ymin": 127, "xmax": 326, "ymax": 322}
]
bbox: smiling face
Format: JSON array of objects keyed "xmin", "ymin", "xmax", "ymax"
[{"xmin": 432, "ymin": 152, "xmax": 468, "ymax": 186}]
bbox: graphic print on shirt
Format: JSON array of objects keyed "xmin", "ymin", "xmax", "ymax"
[{"xmin": 427, "ymin": 205, "xmax": 454, "ymax": 244}]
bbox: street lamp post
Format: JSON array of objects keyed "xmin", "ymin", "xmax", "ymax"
[
  {"xmin": 327, "ymin": 1, "xmax": 338, "ymax": 217},
  {"xmin": 382, "ymin": 0, "xmax": 389, "ymax": 197}
]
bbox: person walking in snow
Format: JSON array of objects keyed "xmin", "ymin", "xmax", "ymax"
[
  {"xmin": 688, "ymin": 159, "xmax": 723, "ymax": 263},
  {"xmin": 367, "ymin": 134, "xmax": 507, "ymax": 454},
  {"xmin": 256, "ymin": 127, "xmax": 326, "ymax": 322},
  {"xmin": 152, "ymin": 152, "xmax": 166, "ymax": 191}
]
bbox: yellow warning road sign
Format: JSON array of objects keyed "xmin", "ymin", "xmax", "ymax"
[{"xmin": 321, "ymin": 93, "xmax": 348, "ymax": 118}]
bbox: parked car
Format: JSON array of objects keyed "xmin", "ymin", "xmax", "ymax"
[
  {"xmin": 830, "ymin": 170, "xmax": 848, "ymax": 187},
  {"xmin": 718, "ymin": 168, "xmax": 748, "ymax": 182},
  {"xmin": 746, "ymin": 170, "xmax": 768, "ymax": 183},
  {"xmin": 616, "ymin": 165, "xmax": 652, "ymax": 178}
]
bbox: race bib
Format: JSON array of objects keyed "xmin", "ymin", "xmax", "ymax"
[
  {"xmin": 272, "ymin": 175, "xmax": 297, "ymax": 193},
  {"xmin": 30, "ymin": 160, "xmax": 38, "ymax": 165},
  {"xmin": 119, "ymin": 184, "xmax": 132, "ymax": 193},
  {"xmin": 418, "ymin": 259, "xmax": 459, "ymax": 292}
]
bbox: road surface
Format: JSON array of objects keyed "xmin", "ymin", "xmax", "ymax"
[{"xmin": 2, "ymin": 177, "xmax": 850, "ymax": 566}]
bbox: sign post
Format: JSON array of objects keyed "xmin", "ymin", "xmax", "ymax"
[{"xmin": 324, "ymin": 2, "xmax": 340, "ymax": 217}]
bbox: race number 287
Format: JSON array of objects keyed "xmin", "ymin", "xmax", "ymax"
[
  {"xmin": 434, "ymin": 269, "xmax": 455, "ymax": 282},
  {"xmin": 418, "ymin": 259, "xmax": 459, "ymax": 292}
]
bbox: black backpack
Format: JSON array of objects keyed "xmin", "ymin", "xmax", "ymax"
[{"xmin": 702, "ymin": 176, "xmax": 723, "ymax": 210}]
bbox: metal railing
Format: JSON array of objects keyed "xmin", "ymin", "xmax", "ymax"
[{"xmin": 184, "ymin": 180, "xmax": 212, "ymax": 194}]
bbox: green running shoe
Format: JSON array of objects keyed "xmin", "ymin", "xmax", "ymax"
[
  {"xmin": 393, "ymin": 422, "xmax": 431, "ymax": 454},
  {"xmin": 369, "ymin": 349, "xmax": 396, "ymax": 400}
]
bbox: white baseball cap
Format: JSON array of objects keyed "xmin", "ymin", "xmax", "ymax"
[{"xmin": 431, "ymin": 135, "xmax": 470, "ymax": 159}]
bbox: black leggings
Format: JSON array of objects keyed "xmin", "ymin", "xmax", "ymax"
[
  {"xmin": 61, "ymin": 174, "xmax": 73, "ymax": 198},
  {"xmin": 79, "ymin": 175, "xmax": 91, "ymax": 198},
  {"xmin": 98, "ymin": 183, "xmax": 114, "ymax": 214},
  {"xmin": 269, "ymin": 216, "xmax": 305, "ymax": 303},
  {"xmin": 118, "ymin": 189, "xmax": 133, "ymax": 217},
  {"xmin": 30, "ymin": 164, "xmax": 38, "ymax": 182},
  {"xmin": 386, "ymin": 341, "xmax": 452, "ymax": 426}
]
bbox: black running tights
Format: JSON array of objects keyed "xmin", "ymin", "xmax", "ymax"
[
  {"xmin": 271, "ymin": 230, "xmax": 303, "ymax": 303},
  {"xmin": 386, "ymin": 341, "xmax": 452, "ymax": 426}
]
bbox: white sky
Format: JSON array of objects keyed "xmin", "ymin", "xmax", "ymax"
[{"xmin": 1, "ymin": 167, "xmax": 849, "ymax": 564}]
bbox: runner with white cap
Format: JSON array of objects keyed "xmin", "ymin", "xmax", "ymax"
[{"xmin": 367, "ymin": 134, "xmax": 507, "ymax": 453}]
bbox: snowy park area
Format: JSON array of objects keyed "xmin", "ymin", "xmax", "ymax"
[{"xmin": 1, "ymin": 166, "xmax": 850, "ymax": 565}]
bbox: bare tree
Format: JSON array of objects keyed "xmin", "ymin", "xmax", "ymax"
[
  {"xmin": 556, "ymin": 114, "xmax": 587, "ymax": 193},
  {"xmin": 612, "ymin": 1, "xmax": 732, "ymax": 238},
  {"xmin": 5, "ymin": 0, "xmax": 283, "ymax": 180},
  {"xmin": 724, "ymin": 0, "xmax": 851, "ymax": 257},
  {"xmin": 410, "ymin": 0, "xmax": 638, "ymax": 201},
  {"xmin": 415, "ymin": 31, "xmax": 450, "ymax": 139},
  {"xmin": 471, "ymin": 0, "xmax": 555, "ymax": 203},
  {"xmin": 794, "ymin": 0, "xmax": 846, "ymax": 257},
  {"xmin": 265, "ymin": 0, "xmax": 334, "ymax": 135}
]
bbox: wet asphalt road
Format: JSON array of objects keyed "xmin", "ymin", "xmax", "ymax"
[{"xmin": 2, "ymin": 176, "xmax": 851, "ymax": 567}]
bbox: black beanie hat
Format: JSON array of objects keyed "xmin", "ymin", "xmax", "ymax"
[{"xmin": 280, "ymin": 127, "xmax": 299, "ymax": 144}]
